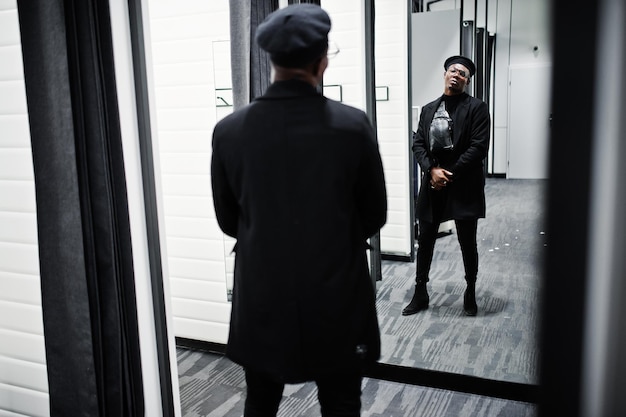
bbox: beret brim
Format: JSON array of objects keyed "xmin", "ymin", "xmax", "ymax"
[{"xmin": 444, "ymin": 55, "xmax": 476, "ymax": 77}]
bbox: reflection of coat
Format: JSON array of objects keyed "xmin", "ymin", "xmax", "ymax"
[
  {"xmin": 413, "ymin": 93, "xmax": 490, "ymax": 223},
  {"xmin": 211, "ymin": 79, "xmax": 387, "ymax": 382}
]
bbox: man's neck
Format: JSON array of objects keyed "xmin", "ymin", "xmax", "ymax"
[{"xmin": 273, "ymin": 67, "xmax": 318, "ymax": 88}]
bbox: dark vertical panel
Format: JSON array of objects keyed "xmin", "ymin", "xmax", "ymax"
[
  {"xmin": 460, "ymin": 20, "xmax": 474, "ymax": 95},
  {"xmin": 17, "ymin": 0, "xmax": 144, "ymax": 415},
  {"xmin": 363, "ymin": 0, "xmax": 382, "ymax": 284},
  {"xmin": 538, "ymin": 0, "xmax": 598, "ymax": 416},
  {"xmin": 474, "ymin": 27, "xmax": 485, "ymax": 101},
  {"xmin": 126, "ymin": 0, "xmax": 175, "ymax": 415},
  {"xmin": 249, "ymin": 0, "xmax": 278, "ymax": 99}
]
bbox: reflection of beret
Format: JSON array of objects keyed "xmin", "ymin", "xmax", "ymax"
[
  {"xmin": 256, "ymin": 4, "xmax": 331, "ymax": 68},
  {"xmin": 444, "ymin": 55, "xmax": 476, "ymax": 77}
]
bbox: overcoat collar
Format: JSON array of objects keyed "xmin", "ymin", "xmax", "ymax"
[{"xmin": 258, "ymin": 79, "xmax": 322, "ymax": 100}]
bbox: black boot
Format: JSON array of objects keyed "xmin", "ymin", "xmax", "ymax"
[
  {"xmin": 463, "ymin": 279, "xmax": 478, "ymax": 316},
  {"xmin": 402, "ymin": 280, "xmax": 429, "ymax": 316}
]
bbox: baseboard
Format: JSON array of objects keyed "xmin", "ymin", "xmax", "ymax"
[{"xmin": 175, "ymin": 338, "xmax": 538, "ymax": 404}]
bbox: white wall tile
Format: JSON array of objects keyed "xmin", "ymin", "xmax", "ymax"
[
  {"xmin": 0, "ymin": 81, "xmax": 27, "ymax": 114},
  {"xmin": 0, "ymin": 302, "xmax": 43, "ymax": 336},
  {"xmin": 0, "ymin": 383, "xmax": 49, "ymax": 417},
  {"xmin": 0, "ymin": 115, "xmax": 31, "ymax": 148},
  {"xmin": 168, "ymin": 258, "xmax": 227, "ymax": 283},
  {"xmin": 0, "ymin": 46, "xmax": 24, "ymax": 80},
  {"xmin": 172, "ymin": 317, "xmax": 228, "ymax": 344},
  {"xmin": 0, "ymin": 10, "xmax": 20, "ymax": 46},
  {"xmin": 0, "ymin": 243, "xmax": 39, "ymax": 276},
  {"xmin": 0, "ymin": 330, "xmax": 46, "ymax": 364},
  {"xmin": 0, "ymin": 357, "xmax": 48, "ymax": 393},
  {"xmin": 0, "ymin": 213, "xmax": 37, "ymax": 244},
  {"xmin": 0, "ymin": 181, "xmax": 36, "ymax": 213},
  {"xmin": 0, "ymin": 273, "xmax": 41, "ymax": 305},
  {"xmin": 0, "ymin": 150, "xmax": 35, "ymax": 181}
]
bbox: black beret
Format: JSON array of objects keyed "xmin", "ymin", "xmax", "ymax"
[
  {"xmin": 444, "ymin": 55, "xmax": 476, "ymax": 77},
  {"xmin": 255, "ymin": 4, "xmax": 331, "ymax": 68}
]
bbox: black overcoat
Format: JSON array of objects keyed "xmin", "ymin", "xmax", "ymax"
[
  {"xmin": 413, "ymin": 93, "xmax": 490, "ymax": 222},
  {"xmin": 211, "ymin": 79, "xmax": 387, "ymax": 382}
]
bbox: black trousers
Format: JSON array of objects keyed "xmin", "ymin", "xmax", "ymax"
[
  {"xmin": 416, "ymin": 217, "xmax": 479, "ymax": 283},
  {"xmin": 244, "ymin": 368, "xmax": 363, "ymax": 417}
]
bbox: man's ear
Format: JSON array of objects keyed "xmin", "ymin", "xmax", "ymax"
[{"xmin": 313, "ymin": 56, "xmax": 328, "ymax": 78}]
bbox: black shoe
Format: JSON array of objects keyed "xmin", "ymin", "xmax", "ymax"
[
  {"xmin": 463, "ymin": 281, "xmax": 477, "ymax": 316},
  {"xmin": 402, "ymin": 281, "xmax": 429, "ymax": 316}
]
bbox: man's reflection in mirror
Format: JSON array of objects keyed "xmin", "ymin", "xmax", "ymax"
[{"xmin": 404, "ymin": 55, "xmax": 491, "ymax": 317}]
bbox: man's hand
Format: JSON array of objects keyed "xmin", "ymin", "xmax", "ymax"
[{"xmin": 429, "ymin": 167, "xmax": 453, "ymax": 190}]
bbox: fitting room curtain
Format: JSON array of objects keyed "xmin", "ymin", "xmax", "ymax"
[
  {"xmin": 229, "ymin": 0, "xmax": 278, "ymax": 109},
  {"xmin": 17, "ymin": 1, "xmax": 144, "ymax": 415}
]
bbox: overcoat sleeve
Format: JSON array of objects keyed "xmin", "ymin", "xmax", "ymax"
[
  {"xmin": 450, "ymin": 100, "xmax": 490, "ymax": 176},
  {"xmin": 211, "ymin": 128, "xmax": 239, "ymax": 238}
]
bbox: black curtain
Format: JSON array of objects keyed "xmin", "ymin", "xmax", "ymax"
[
  {"xmin": 538, "ymin": 0, "xmax": 598, "ymax": 415},
  {"xmin": 17, "ymin": 1, "xmax": 144, "ymax": 416},
  {"xmin": 229, "ymin": 0, "xmax": 278, "ymax": 109}
]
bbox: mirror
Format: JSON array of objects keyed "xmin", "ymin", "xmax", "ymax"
[
  {"xmin": 371, "ymin": 0, "xmax": 551, "ymax": 386},
  {"xmin": 141, "ymin": 0, "xmax": 550, "ymax": 394}
]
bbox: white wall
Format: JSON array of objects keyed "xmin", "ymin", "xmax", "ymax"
[
  {"xmin": 424, "ymin": 0, "xmax": 553, "ymax": 178},
  {"xmin": 0, "ymin": 2, "xmax": 50, "ymax": 416},
  {"xmin": 373, "ymin": 0, "xmax": 413, "ymax": 256},
  {"xmin": 491, "ymin": 0, "xmax": 552, "ymax": 177},
  {"xmin": 144, "ymin": 0, "xmax": 233, "ymax": 344}
]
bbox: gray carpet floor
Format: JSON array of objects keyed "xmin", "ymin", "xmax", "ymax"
[
  {"xmin": 378, "ymin": 178, "xmax": 545, "ymax": 384},
  {"xmin": 176, "ymin": 178, "xmax": 543, "ymax": 415},
  {"xmin": 177, "ymin": 347, "xmax": 536, "ymax": 417}
]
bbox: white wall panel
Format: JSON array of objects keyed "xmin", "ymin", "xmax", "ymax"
[
  {"xmin": 145, "ymin": 0, "xmax": 232, "ymax": 344},
  {"xmin": 374, "ymin": 0, "xmax": 412, "ymax": 256},
  {"xmin": 0, "ymin": 273, "xmax": 41, "ymax": 305},
  {"xmin": 0, "ymin": 116, "xmax": 30, "ymax": 147},
  {"xmin": 0, "ymin": 330, "xmax": 45, "ymax": 366},
  {"xmin": 0, "ymin": 213, "xmax": 37, "ymax": 244},
  {"xmin": 0, "ymin": 384, "xmax": 48, "ymax": 417},
  {"xmin": 0, "ymin": 357, "xmax": 47, "ymax": 393},
  {"xmin": 0, "ymin": 302, "xmax": 44, "ymax": 335},
  {"xmin": 0, "ymin": 150, "xmax": 36, "ymax": 180},
  {"xmin": 168, "ymin": 259, "xmax": 225, "ymax": 282},
  {"xmin": 172, "ymin": 318, "xmax": 228, "ymax": 344},
  {"xmin": 0, "ymin": 45, "xmax": 23, "ymax": 79},
  {"xmin": 0, "ymin": 243, "xmax": 39, "ymax": 276},
  {"xmin": 170, "ymin": 278, "xmax": 226, "ymax": 302},
  {"xmin": 0, "ymin": 182, "xmax": 36, "ymax": 212},
  {"xmin": 324, "ymin": 0, "xmax": 366, "ymax": 110},
  {"xmin": 0, "ymin": 2, "xmax": 48, "ymax": 415},
  {"xmin": 0, "ymin": 9, "xmax": 20, "ymax": 45},
  {"xmin": 0, "ymin": 81, "xmax": 26, "ymax": 114}
]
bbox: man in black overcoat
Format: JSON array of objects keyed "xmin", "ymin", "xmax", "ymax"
[
  {"xmin": 210, "ymin": 4, "xmax": 387, "ymax": 416},
  {"xmin": 403, "ymin": 56, "xmax": 490, "ymax": 317}
]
